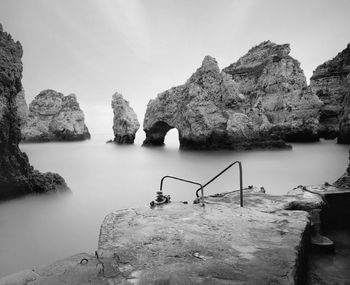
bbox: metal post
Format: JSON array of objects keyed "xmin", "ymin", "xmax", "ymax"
[
  {"xmin": 238, "ymin": 161, "xmax": 243, "ymax": 207},
  {"xmin": 159, "ymin": 175, "xmax": 205, "ymax": 206}
]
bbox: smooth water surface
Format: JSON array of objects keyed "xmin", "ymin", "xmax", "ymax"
[
  {"xmin": 307, "ymin": 228, "xmax": 350, "ymax": 284},
  {"xmin": 0, "ymin": 133, "xmax": 348, "ymax": 277}
]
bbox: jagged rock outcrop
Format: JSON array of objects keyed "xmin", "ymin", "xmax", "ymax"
[
  {"xmin": 334, "ymin": 149, "xmax": 350, "ymax": 189},
  {"xmin": 223, "ymin": 41, "xmax": 322, "ymax": 142},
  {"xmin": 143, "ymin": 56, "xmax": 288, "ymax": 150},
  {"xmin": 0, "ymin": 24, "xmax": 69, "ymax": 200},
  {"xmin": 22, "ymin": 89, "xmax": 91, "ymax": 142},
  {"xmin": 111, "ymin": 92, "xmax": 140, "ymax": 144},
  {"xmin": 15, "ymin": 89, "xmax": 28, "ymax": 125},
  {"xmin": 310, "ymin": 43, "xmax": 350, "ymax": 142},
  {"xmin": 337, "ymin": 74, "xmax": 350, "ymax": 143}
]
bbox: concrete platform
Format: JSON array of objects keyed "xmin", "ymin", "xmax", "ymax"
[{"xmin": 1, "ymin": 189, "xmax": 325, "ymax": 285}]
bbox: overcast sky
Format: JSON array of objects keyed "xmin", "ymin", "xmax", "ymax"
[{"xmin": 1, "ymin": 0, "xmax": 349, "ymax": 135}]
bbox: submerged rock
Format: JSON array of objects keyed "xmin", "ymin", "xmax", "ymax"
[
  {"xmin": 223, "ymin": 41, "xmax": 322, "ymax": 142},
  {"xmin": 143, "ymin": 56, "xmax": 288, "ymax": 150},
  {"xmin": 111, "ymin": 92, "xmax": 140, "ymax": 144},
  {"xmin": 22, "ymin": 89, "xmax": 91, "ymax": 142},
  {"xmin": 310, "ymin": 43, "xmax": 350, "ymax": 141},
  {"xmin": 0, "ymin": 24, "xmax": 70, "ymax": 200}
]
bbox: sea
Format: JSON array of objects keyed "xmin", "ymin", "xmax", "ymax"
[{"xmin": 0, "ymin": 131, "xmax": 348, "ymax": 277}]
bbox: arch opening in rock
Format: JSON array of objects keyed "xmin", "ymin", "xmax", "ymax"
[
  {"xmin": 164, "ymin": 128, "xmax": 180, "ymax": 148},
  {"xmin": 143, "ymin": 121, "xmax": 176, "ymax": 146}
]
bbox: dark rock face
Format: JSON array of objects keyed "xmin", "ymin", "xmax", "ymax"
[
  {"xmin": 337, "ymin": 75, "xmax": 350, "ymax": 143},
  {"xmin": 334, "ymin": 150, "xmax": 350, "ymax": 189},
  {"xmin": 143, "ymin": 56, "xmax": 288, "ymax": 150},
  {"xmin": 22, "ymin": 89, "xmax": 91, "ymax": 142},
  {"xmin": 111, "ymin": 92, "xmax": 140, "ymax": 144},
  {"xmin": 310, "ymin": 43, "xmax": 350, "ymax": 142},
  {"xmin": 0, "ymin": 24, "xmax": 69, "ymax": 200},
  {"xmin": 223, "ymin": 41, "xmax": 322, "ymax": 142}
]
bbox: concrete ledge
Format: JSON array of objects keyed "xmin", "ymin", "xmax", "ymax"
[
  {"xmin": 97, "ymin": 190, "xmax": 311, "ymax": 284},
  {"xmin": 1, "ymin": 189, "xmax": 325, "ymax": 285}
]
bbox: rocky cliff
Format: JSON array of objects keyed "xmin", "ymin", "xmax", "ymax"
[
  {"xmin": 111, "ymin": 92, "xmax": 140, "ymax": 144},
  {"xmin": 22, "ymin": 89, "xmax": 91, "ymax": 142},
  {"xmin": 310, "ymin": 43, "xmax": 350, "ymax": 142},
  {"xmin": 143, "ymin": 56, "xmax": 288, "ymax": 150},
  {"xmin": 337, "ymin": 74, "xmax": 350, "ymax": 143},
  {"xmin": 0, "ymin": 24, "xmax": 69, "ymax": 200},
  {"xmin": 335, "ymin": 149, "xmax": 350, "ymax": 189},
  {"xmin": 223, "ymin": 41, "xmax": 322, "ymax": 142}
]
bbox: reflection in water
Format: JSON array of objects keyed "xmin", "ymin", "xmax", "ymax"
[{"xmin": 0, "ymin": 134, "xmax": 348, "ymax": 277}]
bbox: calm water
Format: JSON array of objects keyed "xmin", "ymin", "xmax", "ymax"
[
  {"xmin": 0, "ymin": 132, "xmax": 348, "ymax": 277},
  {"xmin": 307, "ymin": 228, "xmax": 350, "ymax": 284}
]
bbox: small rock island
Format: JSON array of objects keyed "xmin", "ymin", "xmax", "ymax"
[
  {"xmin": 111, "ymin": 92, "xmax": 140, "ymax": 144},
  {"xmin": 21, "ymin": 89, "xmax": 91, "ymax": 142},
  {"xmin": 0, "ymin": 24, "xmax": 70, "ymax": 201}
]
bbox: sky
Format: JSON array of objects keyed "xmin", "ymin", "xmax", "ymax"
[{"xmin": 0, "ymin": 0, "xmax": 349, "ymax": 135}]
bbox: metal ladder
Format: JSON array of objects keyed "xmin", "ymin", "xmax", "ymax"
[{"xmin": 159, "ymin": 161, "xmax": 243, "ymax": 207}]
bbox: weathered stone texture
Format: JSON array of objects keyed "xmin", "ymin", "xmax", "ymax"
[
  {"xmin": 22, "ymin": 89, "xmax": 90, "ymax": 142},
  {"xmin": 334, "ymin": 149, "xmax": 350, "ymax": 189},
  {"xmin": 310, "ymin": 43, "xmax": 350, "ymax": 141},
  {"xmin": 0, "ymin": 24, "xmax": 69, "ymax": 200},
  {"xmin": 97, "ymin": 191, "xmax": 311, "ymax": 284},
  {"xmin": 223, "ymin": 41, "xmax": 322, "ymax": 142},
  {"xmin": 143, "ymin": 56, "xmax": 288, "ymax": 150},
  {"xmin": 111, "ymin": 92, "xmax": 140, "ymax": 144}
]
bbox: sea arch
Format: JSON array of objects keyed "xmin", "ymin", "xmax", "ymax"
[{"xmin": 143, "ymin": 121, "xmax": 179, "ymax": 146}]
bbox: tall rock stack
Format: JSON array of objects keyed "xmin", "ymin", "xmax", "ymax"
[
  {"xmin": 310, "ymin": 43, "xmax": 350, "ymax": 142},
  {"xmin": 22, "ymin": 89, "xmax": 91, "ymax": 142},
  {"xmin": 0, "ymin": 24, "xmax": 69, "ymax": 200},
  {"xmin": 111, "ymin": 92, "xmax": 140, "ymax": 144},
  {"xmin": 143, "ymin": 56, "xmax": 288, "ymax": 150},
  {"xmin": 223, "ymin": 41, "xmax": 322, "ymax": 142}
]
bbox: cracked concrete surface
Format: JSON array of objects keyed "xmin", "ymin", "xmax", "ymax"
[{"xmin": 1, "ymin": 188, "xmax": 328, "ymax": 285}]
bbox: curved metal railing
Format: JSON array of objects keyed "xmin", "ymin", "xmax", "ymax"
[
  {"xmin": 195, "ymin": 161, "xmax": 243, "ymax": 207},
  {"xmin": 160, "ymin": 175, "xmax": 205, "ymax": 206}
]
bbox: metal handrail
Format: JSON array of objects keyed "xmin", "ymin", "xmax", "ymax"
[
  {"xmin": 160, "ymin": 175, "xmax": 205, "ymax": 206},
  {"xmin": 195, "ymin": 161, "xmax": 243, "ymax": 207}
]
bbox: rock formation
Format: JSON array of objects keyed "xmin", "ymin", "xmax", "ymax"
[
  {"xmin": 223, "ymin": 41, "xmax": 322, "ymax": 142},
  {"xmin": 143, "ymin": 56, "xmax": 288, "ymax": 150},
  {"xmin": 337, "ymin": 74, "xmax": 350, "ymax": 143},
  {"xmin": 0, "ymin": 24, "xmax": 69, "ymax": 200},
  {"xmin": 334, "ymin": 149, "xmax": 350, "ymax": 189},
  {"xmin": 15, "ymin": 89, "xmax": 29, "ymax": 125},
  {"xmin": 111, "ymin": 92, "xmax": 140, "ymax": 144},
  {"xmin": 310, "ymin": 43, "xmax": 350, "ymax": 142},
  {"xmin": 22, "ymin": 89, "xmax": 91, "ymax": 142}
]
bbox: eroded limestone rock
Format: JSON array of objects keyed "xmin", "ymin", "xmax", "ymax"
[
  {"xmin": 223, "ymin": 41, "xmax": 322, "ymax": 142},
  {"xmin": 0, "ymin": 24, "xmax": 69, "ymax": 200},
  {"xmin": 310, "ymin": 43, "xmax": 350, "ymax": 141},
  {"xmin": 338, "ymin": 74, "xmax": 350, "ymax": 143},
  {"xmin": 22, "ymin": 89, "xmax": 91, "ymax": 142},
  {"xmin": 335, "ymin": 149, "xmax": 350, "ymax": 189},
  {"xmin": 15, "ymin": 89, "xmax": 28, "ymax": 126},
  {"xmin": 111, "ymin": 92, "xmax": 140, "ymax": 144},
  {"xmin": 143, "ymin": 56, "xmax": 288, "ymax": 150}
]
